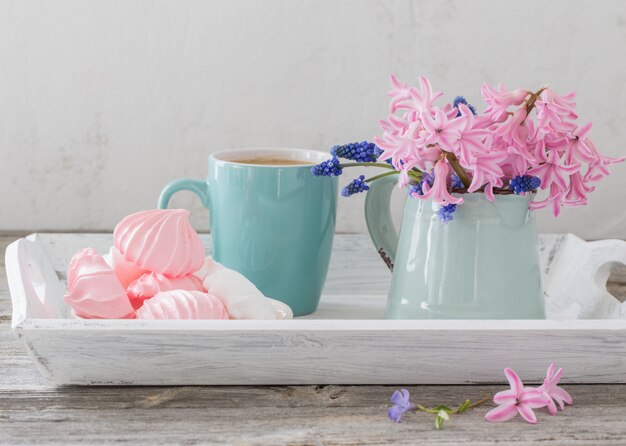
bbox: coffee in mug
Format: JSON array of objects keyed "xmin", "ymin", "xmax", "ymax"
[{"xmin": 231, "ymin": 157, "xmax": 314, "ymax": 166}]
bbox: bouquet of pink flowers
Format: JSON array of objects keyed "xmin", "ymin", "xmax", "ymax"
[{"xmin": 312, "ymin": 75, "xmax": 623, "ymax": 222}]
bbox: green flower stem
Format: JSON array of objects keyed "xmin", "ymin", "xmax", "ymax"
[
  {"xmin": 414, "ymin": 396, "xmax": 489, "ymax": 415},
  {"xmin": 338, "ymin": 161, "xmax": 422, "ymax": 184},
  {"xmin": 468, "ymin": 396, "xmax": 491, "ymax": 409},
  {"xmin": 339, "ymin": 162, "xmax": 397, "ymax": 170},
  {"xmin": 364, "ymin": 171, "xmax": 399, "ymax": 183},
  {"xmin": 415, "ymin": 404, "xmax": 440, "ymax": 414},
  {"xmin": 413, "ymin": 396, "xmax": 491, "ymax": 429}
]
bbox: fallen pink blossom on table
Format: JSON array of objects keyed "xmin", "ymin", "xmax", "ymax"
[
  {"xmin": 484, "ymin": 368, "xmax": 551, "ymax": 424},
  {"xmin": 537, "ymin": 363, "xmax": 573, "ymax": 415},
  {"xmin": 386, "ymin": 364, "xmax": 572, "ymax": 429}
]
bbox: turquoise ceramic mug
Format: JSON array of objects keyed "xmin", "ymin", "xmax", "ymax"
[{"xmin": 158, "ymin": 148, "xmax": 337, "ymax": 316}]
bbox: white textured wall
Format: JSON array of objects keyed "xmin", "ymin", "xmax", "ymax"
[{"xmin": 1, "ymin": 0, "xmax": 625, "ymax": 238}]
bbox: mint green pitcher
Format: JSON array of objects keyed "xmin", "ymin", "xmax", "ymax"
[{"xmin": 365, "ymin": 175, "xmax": 546, "ymax": 320}]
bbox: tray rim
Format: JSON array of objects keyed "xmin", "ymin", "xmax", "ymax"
[{"xmin": 13, "ymin": 318, "xmax": 626, "ymax": 332}]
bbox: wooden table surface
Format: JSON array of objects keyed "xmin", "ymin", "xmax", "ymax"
[{"xmin": 2, "ymin": 233, "xmax": 626, "ymax": 445}]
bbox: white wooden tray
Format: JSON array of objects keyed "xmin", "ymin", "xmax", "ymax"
[{"xmin": 6, "ymin": 233, "xmax": 626, "ymax": 385}]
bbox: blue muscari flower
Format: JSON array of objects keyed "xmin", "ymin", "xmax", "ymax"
[
  {"xmin": 331, "ymin": 141, "xmax": 383, "ymax": 163},
  {"xmin": 451, "ymin": 173, "xmax": 464, "ymax": 189},
  {"xmin": 388, "ymin": 389, "xmax": 415, "ymax": 423},
  {"xmin": 408, "ymin": 183, "xmax": 422, "ymax": 196},
  {"xmin": 341, "ymin": 175, "xmax": 369, "ymax": 197},
  {"xmin": 388, "ymin": 158, "xmax": 405, "ymax": 168},
  {"xmin": 436, "ymin": 203, "xmax": 457, "ymax": 223},
  {"xmin": 453, "ymin": 96, "xmax": 477, "ymax": 116},
  {"xmin": 311, "ymin": 156, "xmax": 342, "ymax": 177},
  {"xmin": 509, "ymin": 175, "xmax": 541, "ymax": 194},
  {"xmin": 408, "ymin": 171, "xmax": 434, "ymax": 197}
]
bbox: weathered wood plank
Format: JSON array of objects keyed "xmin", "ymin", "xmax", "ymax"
[{"xmin": 1, "ymin": 384, "xmax": 625, "ymax": 445}]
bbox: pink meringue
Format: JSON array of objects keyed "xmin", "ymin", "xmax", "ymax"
[
  {"xmin": 201, "ymin": 258, "xmax": 278, "ymax": 320},
  {"xmin": 64, "ymin": 248, "xmax": 135, "ymax": 319},
  {"xmin": 127, "ymin": 272, "xmax": 206, "ymax": 310},
  {"xmin": 135, "ymin": 290, "xmax": 229, "ymax": 320},
  {"xmin": 104, "ymin": 245, "xmax": 148, "ymax": 289},
  {"xmin": 114, "ymin": 209, "xmax": 205, "ymax": 277}
]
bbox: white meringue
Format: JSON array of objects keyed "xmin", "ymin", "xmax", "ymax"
[{"xmin": 201, "ymin": 257, "xmax": 288, "ymax": 320}]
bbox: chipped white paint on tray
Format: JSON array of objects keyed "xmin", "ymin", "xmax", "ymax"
[{"xmin": 6, "ymin": 233, "xmax": 626, "ymax": 385}]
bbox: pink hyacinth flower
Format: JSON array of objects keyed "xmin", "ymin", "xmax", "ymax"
[
  {"xmin": 374, "ymin": 119, "xmax": 424, "ymax": 174},
  {"xmin": 528, "ymin": 149, "xmax": 580, "ymax": 191},
  {"xmin": 467, "ymin": 150, "xmax": 508, "ymax": 199},
  {"xmin": 420, "ymin": 108, "xmax": 463, "ymax": 152},
  {"xmin": 537, "ymin": 363, "xmax": 573, "ymax": 415},
  {"xmin": 580, "ymin": 139, "xmax": 626, "ymax": 183},
  {"xmin": 530, "ymin": 183, "xmax": 567, "ymax": 217},
  {"xmin": 506, "ymin": 145, "xmax": 540, "ymax": 177},
  {"xmin": 378, "ymin": 113, "xmax": 409, "ymax": 136},
  {"xmin": 388, "ymin": 74, "xmax": 413, "ymax": 113},
  {"xmin": 566, "ymin": 123, "xmax": 596, "ymax": 163},
  {"xmin": 535, "ymin": 90, "xmax": 576, "ymax": 135},
  {"xmin": 408, "ymin": 75, "xmax": 444, "ymax": 114},
  {"xmin": 584, "ymin": 155, "xmax": 626, "ymax": 182},
  {"xmin": 495, "ymin": 107, "xmax": 527, "ymax": 144},
  {"xmin": 540, "ymin": 88, "xmax": 576, "ymax": 111},
  {"xmin": 449, "ymin": 104, "xmax": 489, "ymax": 166},
  {"xmin": 481, "ymin": 83, "xmax": 529, "ymax": 122},
  {"xmin": 565, "ymin": 171, "xmax": 594, "ymax": 207},
  {"xmin": 485, "ymin": 368, "xmax": 550, "ymax": 424},
  {"xmin": 419, "ymin": 159, "xmax": 463, "ymax": 205}
]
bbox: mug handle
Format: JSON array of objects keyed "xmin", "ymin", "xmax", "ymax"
[
  {"xmin": 364, "ymin": 175, "xmax": 399, "ymax": 271},
  {"xmin": 157, "ymin": 179, "xmax": 210, "ymax": 209}
]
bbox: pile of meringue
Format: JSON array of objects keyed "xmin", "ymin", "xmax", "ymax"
[{"xmin": 63, "ymin": 209, "xmax": 293, "ymax": 320}]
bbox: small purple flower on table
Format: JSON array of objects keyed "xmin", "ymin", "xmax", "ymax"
[
  {"xmin": 386, "ymin": 363, "xmax": 571, "ymax": 429},
  {"xmin": 388, "ymin": 389, "xmax": 415, "ymax": 423},
  {"xmin": 341, "ymin": 175, "xmax": 369, "ymax": 197},
  {"xmin": 484, "ymin": 368, "xmax": 551, "ymax": 424}
]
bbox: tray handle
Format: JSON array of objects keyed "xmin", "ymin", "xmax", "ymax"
[
  {"xmin": 5, "ymin": 236, "xmax": 68, "ymax": 326},
  {"xmin": 544, "ymin": 235, "xmax": 626, "ymax": 319}
]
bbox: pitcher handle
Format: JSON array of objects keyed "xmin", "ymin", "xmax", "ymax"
[
  {"xmin": 364, "ymin": 175, "xmax": 399, "ymax": 271},
  {"xmin": 157, "ymin": 179, "xmax": 210, "ymax": 209}
]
